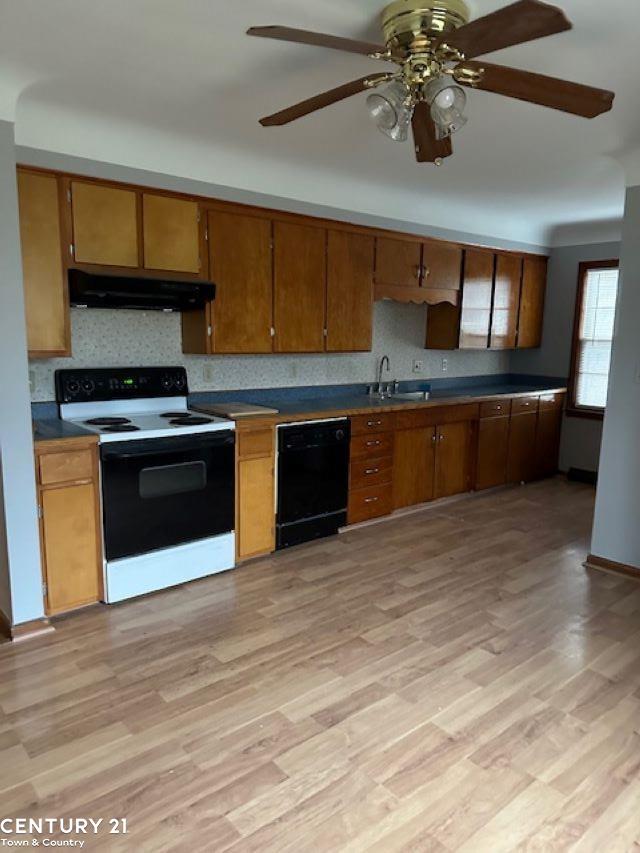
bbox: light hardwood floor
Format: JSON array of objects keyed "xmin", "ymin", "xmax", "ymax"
[{"xmin": 2, "ymin": 478, "xmax": 640, "ymax": 851}]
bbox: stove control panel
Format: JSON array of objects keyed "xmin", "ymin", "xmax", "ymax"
[{"xmin": 55, "ymin": 367, "xmax": 188, "ymax": 404}]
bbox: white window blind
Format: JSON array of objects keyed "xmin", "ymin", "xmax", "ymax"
[{"xmin": 575, "ymin": 266, "xmax": 619, "ymax": 409}]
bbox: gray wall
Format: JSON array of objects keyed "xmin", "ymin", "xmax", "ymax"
[
  {"xmin": 591, "ymin": 186, "xmax": 640, "ymax": 567},
  {"xmin": 510, "ymin": 240, "xmax": 620, "ymax": 472},
  {"xmin": 0, "ymin": 120, "xmax": 44, "ymax": 626}
]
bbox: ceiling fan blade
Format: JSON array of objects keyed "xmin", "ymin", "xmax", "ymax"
[
  {"xmin": 259, "ymin": 75, "xmax": 390, "ymax": 126},
  {"xmin": 441, "ymin": 0, "xmax": 571, "ymax": 60},
  {"xmin": 247, "ymin": 26, "xmax": 388, "ymax": 58},
  {"xmin": 457, "ymin": 61, "xmax": 615, "ymax": 118},
  {"xmin": 412, "ymin": 102, "xmax": 452, "ymax": 163}
]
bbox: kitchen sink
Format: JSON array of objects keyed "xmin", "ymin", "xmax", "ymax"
[{"xmin": 392, "ymin": 391, "xmax": 431, "ymax": 402}]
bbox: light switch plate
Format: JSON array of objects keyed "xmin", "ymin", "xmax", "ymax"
[
  {"xmin": 202, "ymin": 363, "xmax": 215, "ymax": 383},
  {"xmin": 413, "ymin": 360, "xmax": 424, "ymax": 374}
]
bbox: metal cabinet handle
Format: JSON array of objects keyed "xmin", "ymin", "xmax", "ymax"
[
  {"xmin": 439, "ymin": 434, "xmax": 445, "ymax": 441},
  {"xmin": 414, "ymin": 264, "xmax": 421, "ymax": 279},
  {"xmin": 496, "ymin": 405, "xmax": 502, "ymax": 411},
  {"xmin": 366, "ymin": 440, "xmax": 381, "ymax": 447},
  {"xmin": 364, "ymin": 496, "xmax": 379, "ymax": 503},
  {"xmin": 367, "ymin": 420, "xmax": 382, "ymax": 427},
  {"xmin": 365, "ymin": 468, "xmax": 379, "ymax": 475}
]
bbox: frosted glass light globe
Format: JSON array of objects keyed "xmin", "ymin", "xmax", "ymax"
[{"xmin": 435, "ymin": 87, "xmax": 456, "ymax": 109}]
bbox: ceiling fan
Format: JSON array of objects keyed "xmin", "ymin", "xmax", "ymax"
[{"xmin": 247, "ymin": 0, "xmax": 615, "ymax": 164}]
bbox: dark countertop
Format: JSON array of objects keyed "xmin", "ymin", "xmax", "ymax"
[
  {"xmin": 33, "ymin": 418, "xmax": 95, "ymax": 443},
  {"xmin": 32, "ymin": 378, "xmax": 567, "ymax": 441},
  {"xmin": 246, "ymin": 382, "xmax": 567, "ymax": 419}
]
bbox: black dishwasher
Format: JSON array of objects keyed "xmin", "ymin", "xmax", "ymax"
[{"xmin": 276, "ymin": 419, "xmax": 351, "ymax": 549}]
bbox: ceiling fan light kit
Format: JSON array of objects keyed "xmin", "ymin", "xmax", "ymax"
[{"xmin": 248, "ymin": 0, "xmax": 615, "ymax": 164}]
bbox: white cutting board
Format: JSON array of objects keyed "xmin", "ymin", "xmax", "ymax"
[{"xmin": 194, "ymin": 401, "xmax": 280, "ymax": 418}]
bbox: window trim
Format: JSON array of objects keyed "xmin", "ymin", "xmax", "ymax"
[{"xmin": 567, "ymin": 259, "xmax": 619, "ymax": 420}]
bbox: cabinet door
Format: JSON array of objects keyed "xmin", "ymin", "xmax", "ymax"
[
  {"xmin": 422, "ymin": 242, "xmax": 463, "ymax": 292},
  {"xmin": 476, "ymin": 416, "xmax": 509, "ymax": 490},
  {"xmin": 17, "ymin": 170, "xmax": 69, "ymax": 357},
  {"xmin": 518, "ymin": 256, "xmax": 547, "ymax": 348},
  {"xmin": 143, "ymin": 194, "xmax": 200, "ymax": 273},
  {"xmin": 375, "ymin": 237, "xmax": 422, "ymax": 290},
  {"xmin": 507, "ymin": 412, "xmax": 538, "ymax": 483},
  {"xmin": 459, "ymin": 249, "xmax": 495, "ymax": 349},
  {"xmin": 273, "ymin": 221, "xmax": 326, "ymax": 352},
  {"xmin": 535, "ymin": 409, "xmax": 563, "ymax": 479},
  {"xmin": 490, "ymin": 254, "xmax": 522, "ymax": 349},
  {"xmin": 71, "ymin": 181, "xmax": 139, "ymax": 267},
  {"xmin": 326, "ymin": 230, "xmax": 375, "ymax": 352},
  {"xmin": 434, "ymin": 421, "xmax": 472, "ymax": 498},
  {"xmin": 41, "ymin": 483, "xmax": 101, "ymax": 614},
  {"xmin": 237, "ymin": 456, "xmax": 275, "ymax": 559},
  {"xmin": 393, "ymin": 427, "xmax": 436, "ymax": 509},
  {"xmin": 209, "ymin": 211, "xmax": 273, "ymax": 353}
]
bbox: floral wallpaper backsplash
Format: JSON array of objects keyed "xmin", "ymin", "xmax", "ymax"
[{"xmin": 29, "ymin": 302, "xmax": 509, "ymax": 401}]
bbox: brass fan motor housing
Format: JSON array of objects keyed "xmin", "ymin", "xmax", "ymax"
[{"xmin": 381, "ymin": 0, "xmax": 470, "ymax": 57}]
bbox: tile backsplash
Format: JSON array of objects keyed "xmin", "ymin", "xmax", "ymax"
[{"xmin": 29, "ymin": 302, "xmax": 509, "ymax": 401}]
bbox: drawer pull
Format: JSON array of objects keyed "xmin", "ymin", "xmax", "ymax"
[
  {"xmin": 367, "ymin": 419, "xmax": 382, "ymax": 427},
  {"xmin": 366, "ymin": 440, "xmax": 381, "ymax": 447},
  {"xmin": 365, "ymin": 467, "xmax": 379, "ymax": 475},
  {"xmin": 496, "ymin": 405, "xmax": 502, "ymax": 411},
  {"xmin": 364, "ymin": 496, "xmax": 379, "ymax": 503}
]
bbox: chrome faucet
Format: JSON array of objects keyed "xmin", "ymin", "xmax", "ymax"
[{"xmin": 377, "ymin": 355, "xmax": 391, "ymax": 396}]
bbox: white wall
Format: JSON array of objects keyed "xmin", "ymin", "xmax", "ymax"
[
  {"xmin": 591, "ymin": 185, "xmax": 640, "ymax": 567},
  {"xmin": 30, "ymin": 301, "xmax": 510, "ymax": 401},
  {"xmin": 0, "ymin": 120, "xmax": 44, "ymax": 625},
  {"xmin": 511, "ymin": 240, "xmax": 620, "ymax": 473}
]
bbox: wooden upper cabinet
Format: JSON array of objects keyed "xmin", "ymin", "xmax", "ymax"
[
  {"xmin": 17, "ymin": 170, "xmax": 69, "ymax": 357},
  {"xmin": 326, "ymin": 230, "xmax": 375, "ymax": 352},
  {"xmin": 209, "ymin": 210, "xmax": 273, "ymax": 354},
  {"xmin": 490, "ymin": 254, "xmax": 522, "ymax": 349},
  {"xmin": 459, "ymin": 249, "xmax": 494, "ymax": 349},
  {"xmin": 273, "ymin": 222, "xmax": 326, "ymax": 353},
  {"xmin": 70, "ymin": 181, "xmax": 139, "ymax": 267},
  {"xmin": 375, "ymin": 237, "xmax": 421, "ymax": 290},
  {"xmin": 142, "ymin": 194, "xmax": 201, "ymax": 274},
  {"xmin": 423, "ymin": 242, "xmax": 463, "ymax": 293},
  {"xmin": 518, "ymin": 255, "xmax": 548, "ymax": 348}
]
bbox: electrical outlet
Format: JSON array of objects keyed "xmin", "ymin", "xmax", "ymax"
[
  {"xmin": 412, "ymin": 359, "xmax": 424, "ymax": 374},
  {"xmin": 441, "ymin": 358, "xmax": 448, "ymax": 372},
  {"xmin": 202, "ymin": 363, "xmax": 215, "ymax": 384}
]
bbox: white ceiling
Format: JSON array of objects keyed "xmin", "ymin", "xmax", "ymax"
[{"xmin": 1, "ymin": 0, "xmax": 638, "ymax": 246}]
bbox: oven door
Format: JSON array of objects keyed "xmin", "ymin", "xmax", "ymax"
[{"xmin": 100, "ymin": 431, "xmax": 235, "ymax": 561}]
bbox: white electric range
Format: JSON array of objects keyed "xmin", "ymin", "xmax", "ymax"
[{"xmin": 57, "ymin": 367, "xmax": 236, "ymax": 604}]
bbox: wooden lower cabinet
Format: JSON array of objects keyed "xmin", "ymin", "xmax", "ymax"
[
  {"xmin": 476, "ymin": 416, "xmax": 510, "ymax": 490},
  {"xmin": 535, "ymin": 408, "xmax": 563, "ymax": 479},
  {"xmin": 507, "ymin": 412, "xmax": 539, "ymax": 484},
  {"xmin": 236, "ymin": 426, "xmax": 275, "ymax": 560},
  {"xmin": 434, "ymin": 421, "xmax": 473, "ymax": 498},
  {"xmin": 36, "ymin": 440, "xmax": 103, "ymax": 615},
  {"xmin": 393, "ymin": 427, "xmax": 436, "ymax": 509}
]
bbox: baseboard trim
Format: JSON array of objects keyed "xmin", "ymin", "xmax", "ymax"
[
  {"xmin": 10, "ymin": 617, "xmax": 55, "ymax": 643},
  {"xmin": 585, "ymin": 554, "xmax": 640, "ymax": 582}
]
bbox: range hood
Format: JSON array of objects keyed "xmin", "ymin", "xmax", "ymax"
[{"xmin": 68, "ymin": 270, "xmax": 215, "ymax": 312}]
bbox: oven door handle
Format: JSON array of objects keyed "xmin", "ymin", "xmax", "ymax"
[{"xmin": 101, "ymin": 432, "xmax": 235, "ymax": 460}]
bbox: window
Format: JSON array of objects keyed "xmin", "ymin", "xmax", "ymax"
[{"xmin": 568, "ymin": 260, "xmax": 619, "ymax": 417}]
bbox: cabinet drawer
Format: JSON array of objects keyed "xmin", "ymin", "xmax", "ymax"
[
  {"xmin": 351, "ymin": 413, "xmax": 395, "ymax": 435},
  {"xmin": 480, "ymin": 399, "xmax": 511, "ymax": 418},
  {"xmin": 539, "ymin": 392, "xmax": 565, "ymax": 412},
  {"xmin": 350, "ymin": 432, "xmax": 394, "ymax": 459},
  {"xmin": 237, "ymin": 427, "xmax": 273, "ymax": 459},
  {"xmin": 350, "ymin": 456, "xmax": 392, "ymax": 488},
  {"xmin": 39, "ymin": 449, "xmax": 94, "ymax": 486},
  {"xmin": 511, "ymin": 396, "xmax": 540, "ymax": 415},
  {"xmin": 348, "ymin": 483, "xmax": 392, "ymax": 524}
]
